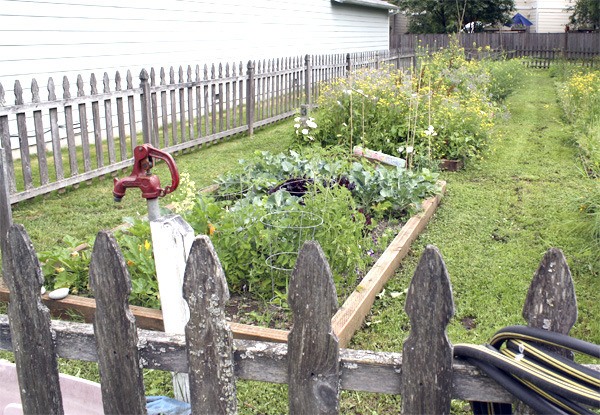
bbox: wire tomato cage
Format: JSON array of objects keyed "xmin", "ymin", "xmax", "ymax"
[{"xmin": 259, "ymin": 210, "xmax": 324, "ymax": 300}]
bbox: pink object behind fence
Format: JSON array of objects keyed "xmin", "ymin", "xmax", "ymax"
[{"xmin": 0, "ymin": 360, "xmax": 103, "ymax": 415}]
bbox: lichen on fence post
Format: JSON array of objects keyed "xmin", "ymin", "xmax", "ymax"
[
  {"xmin": 183, "ymin": 235, "xmax": 237, "ymax": 415},
  {"xmin": 89, "ymin": 230, "xmax": 147, "ymax": 415},
  {"xmin": 4, "ymin": 224, "xmax": 64, "ymax": 414},
  {"xmin": 288, "ymin": 241, "xmax": 340, "ymax": 415},
  {"xmin": 401, "ymin": 245, "xmax": 454, "ymax": 415}
]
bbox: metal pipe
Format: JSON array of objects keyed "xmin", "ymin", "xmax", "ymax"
[{"xmin": 147, "ymin": 198, "xmax": 160, "ymax": 222}]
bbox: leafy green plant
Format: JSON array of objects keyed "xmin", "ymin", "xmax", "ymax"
[
  {"xmin": 115, "ymin": 218, "xmax": 159, "ymax": 308},
  {"xmin": 38, "ymin": 235, "xmax": 92, "ymax": 295},
  {"xmin": 38, "ymin": 218, "xmax": 160, "ymax": 308}
]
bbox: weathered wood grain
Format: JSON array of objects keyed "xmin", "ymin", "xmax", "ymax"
[
  {"xmin": 126, "ymin": 70, "xmax": 138, "ymax": 151},
  {"xmin": 160, "ymin": 68, "xmax": 170, "ymax": 147},
  {"xmin": 77, "ymin": 75, "xmax": 92, "ymax": 173},
  {"xmin": 187, "ymin": 66, "xmax": 195, "ymax": 140},
  {"xmin": 101, "ymin": 73, "xmax": 116, "ymax": 165},
  {"xmin": 3, "ymin": 224, "xmax": 64, "ymax": 414},
  {"xmin": 179, "ymin": 66, "xmax": 187, "ymax": 143},
  {"xmin": 246, "ymin": 61, "xmax": 255, "ymax": 135},
  {"xmin": 150, "ymin": 68, "xmax": 160, "ymax": 147},
  {"xmin": 47, "ymin": 78, "xmax": 64, "ymax": 181},
  {"xmin": 32, "ymin": 79, "xmax": 50, "ymax": 185},
  {"xmin": 2, "ymin": 312, "xmax": 596, "ymax": 404},
  {"xmin": 288, "ymin": 241, "xmax": 340, "ymax": 414},
  {"xmin": 14, "ymin": 81, "xmax": 34, "ymax": 190},
  {"xmin": 0, "ymin": 83, "xmax": 16, "ymax": 193},
  {"xmin": 140, "ymin": 69, "xmax": 153, "ymax": 145},
  {"xmin": 0, "ymin": 144, "xmax": 13, "ymax": 271},
  {"xmin": 184, "ymin": 235, "xmax": 237, "ymax": 414},
  {"xmin": 61, "ymin": 77, "xmax": 78, "ymax": 177},
  {"xmin": 115, "ymin": 71, "xmax": 128, "ymax": 160},
  {"xmin": 89, "ymin": 231, "xmax": 146, "ymax": 415},
  {"xmin": 401, "ymin": 245, "xmax": 454, "ymax": 415},
  {"xmin": 523, "ymin": 248, "xmax": 577, "ymax": 335},
  {"xmin": 90, "ymin": 74, "xmax": 104, "ymax": 170},
  {"xmin": 517, "ymin": 248, "xmax": 579, "ymax": 414},
  {"xmin": 1, "ymin": 314, "xmax": 542, "ymax": 403},
  {"xmin": 169, "ymin": 67, "xmax": 178, "ymax": 145}
]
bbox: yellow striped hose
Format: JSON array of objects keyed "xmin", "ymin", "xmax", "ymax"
[{"xmin": 454, "ymin": 325, "xmax": 600, "ymax": 415}]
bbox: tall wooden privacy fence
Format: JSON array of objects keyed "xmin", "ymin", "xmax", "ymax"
[
  {"xmin": 0, "ymin": 50, "xmax": 414, "ymax": 205},
  {"xmin": 393, "ymin": 32, "xmax": 600, "ymax": 67},
  {"xmin": 1, "ymin": 222, "xmax": 597, "ymax": 414}
]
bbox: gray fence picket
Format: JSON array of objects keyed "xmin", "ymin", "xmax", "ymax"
[
  {"xmin": 0, "ymin": 83, "xmax": 16, "ymax": 193},
  {"xmin": 90, "ymin": 74, "xmax": 104, "ymax": 171},
  {"xmin": 14, "ymin": 81, "xmax": 33, "ymax": 190},
  {"xmin": 150, "ymin": 68, "xmax": 160, "ymax": 148},
  {"xmin": 47, "ymin": 78, "xmax": 64, "ymax": 181},
  {"xmin": 288, "ymin": 241, "xmax": 340, "ymax": 414},
  {"xmin": 126, "ymin": 70, "xmax": 138, "ymax": 151},
  {"xmin": 401, "ymin": 245, "xmax": 454, "ymax": 415},
  {"xmin": 4, "ymin": 224, "xmax": 64, "ymax": 414},
  {"xmin": 31, "ymin": 79, "xmax": 50, "ymax": 186},
  {"xmin": 89, "ymin": 230, "xmax": 147, "ymax": 415},
  {"xmin": 103, "ymin": 73, "xmax": 117, "ymax": 165},
  {"xmin": 115, "ymin": 71, "xmax": 128, "ymax": 161},
  {"xmin": 179, "ymin": 66, "xmax": 187, "ymax": 143},
  {"xmin": 183, "ymin": 235, "xmax": 237, "ymax": 414},
  {"xmin": 77, "ymin": 75, "xmax": 92, "ymax": 173}
]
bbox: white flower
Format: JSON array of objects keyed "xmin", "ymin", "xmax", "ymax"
[
  {"xmin": 301, "ymin": 128, "xmax": 309, "ymax": 135},
  {"xmin": 294, "ymin": 117, "xmax": 301, "ymax": 122},
  {"xmin": 397, "ymin": 146, "xmax": 404, "ymax": 154},
  {"xmin": 406, "ymin": 146, "xmax": 414, "ymax": 154},
  {"xmin": 294, "ymin": 123, "xmax": 300, "ymax": 128},
  {"xmin": 424, "ymin": 125, "xmax": 437, "ymax": 137},
  {"xmin": 306, "ymin": 120, "xmax": 317, "ymax": 129}
]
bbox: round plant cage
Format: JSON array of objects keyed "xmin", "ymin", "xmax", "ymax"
[{"xmin": 260, "ymin": 210, "xmax": 323, "ymax": 297}]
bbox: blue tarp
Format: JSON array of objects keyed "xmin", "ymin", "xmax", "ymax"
[{"xmin": 511, "ymin": 13, "xmax": 533, "ymax": 27}]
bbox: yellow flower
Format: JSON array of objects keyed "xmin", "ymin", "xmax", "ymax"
[
  {"xmin": 144, "ymin": 240, "xmax": 151, "ymax": 251},
  {"xmin": 208, "ymin": 223, "xmax": 216, "ymax": 236},
  {"xmin": 127, "ymin": 260, "xmax": 135, "ymax": 266},
  {"xmin": 70, "ymin": 251, "xmax": 79, "ymax": 257},
  {"xmin": 55, "ymin": 267, "xmax": 65, "ymax": 273}
]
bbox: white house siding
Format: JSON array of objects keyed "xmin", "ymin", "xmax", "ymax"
[
  {"xmin": 0, "ymin": 0, "xmax": 392, "ymax": 97},
  {"xmin": 514, "ymin": 0, "xmax": 573, "ymax": 33}
]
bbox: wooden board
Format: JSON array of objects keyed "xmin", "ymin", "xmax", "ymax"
[
  {"xmin": 333, "ymin": 181, "xmax": 446, "ymax": 347},
  {"xmin": 0, "ymin": 183, "xmax": 445, "ymax": 346}
]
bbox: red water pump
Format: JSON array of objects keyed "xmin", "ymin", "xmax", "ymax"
[{"xmin": 113, "ymin": 144, "xmax": 180, "ymax": 202}]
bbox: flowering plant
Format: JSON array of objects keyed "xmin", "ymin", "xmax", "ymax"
[{"xmin": 293, "ymin": 116, "xmax": 318, "ymax": 143}]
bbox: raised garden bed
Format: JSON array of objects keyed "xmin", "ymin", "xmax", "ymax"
[{"xmin": 0, "ymin": 182, "xmax": 445, "ymax": 347}]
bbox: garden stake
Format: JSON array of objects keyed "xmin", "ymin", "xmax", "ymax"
[{"xmin": 113, "ymin": 144, "xmax": 195, "ymax": 403}]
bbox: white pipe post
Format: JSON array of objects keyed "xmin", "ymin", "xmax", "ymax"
[{"xmin": 150, "ymin": 214, "xmax": 195, "ymax": 402}]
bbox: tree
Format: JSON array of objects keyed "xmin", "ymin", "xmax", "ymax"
[
  {"xmin": 569, "ymin": 0, "xmax": 600, "ymax": 31},
  {"xmin": 393, "ymin": 0, "xmax": 515, "ymax": 34}
]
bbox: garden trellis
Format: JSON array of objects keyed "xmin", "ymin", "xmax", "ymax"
[{"xmin": 1, "ymin": 219, "xmax": 598, "ymax": 413}]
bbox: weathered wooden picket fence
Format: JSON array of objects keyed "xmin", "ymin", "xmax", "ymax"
[
  {"xmin": 1, "ymin": 219, "xmax": 597, "ymax": 414},
  {"xmin": 0, "ymin": 50, "xmax": 414, "ymax": 205}
]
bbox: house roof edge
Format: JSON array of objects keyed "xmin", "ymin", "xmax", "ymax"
[{"xmin": 331, "ymin": 0, "xmax": 399, "ymax": 11}]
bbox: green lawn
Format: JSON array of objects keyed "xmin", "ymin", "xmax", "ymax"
[{"xmin": 3, "ymin": 69, "xmax": 599, "ymax": 414}]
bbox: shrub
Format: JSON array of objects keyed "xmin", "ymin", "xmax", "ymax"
[{"xmin": 307, "ymin": 39, "xmax": 519, "ymax": 166}]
